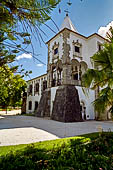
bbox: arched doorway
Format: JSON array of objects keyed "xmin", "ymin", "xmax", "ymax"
[
  {"xmin": 52, "ymin": 65, "xmax": 56, "ymax": 87},
  {"xmin": 56, "ymin": 60, "xmax": 62, "ymax": 86},
  {"xmin": 34, "ymin": 101, "xmax": 38, "ymax": 111},
  {"xmin": 80, "ymin": 101, "xmax": 86, "ymax": 120},
  {"xmin": 28, "ymin": 101, "xmax": 32, "ymax": 110}
]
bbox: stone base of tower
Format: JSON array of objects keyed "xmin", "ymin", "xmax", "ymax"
[
  {"xmin": 35, "ymin": 89, "xmax": 50, "ymax": 117},
  {"xmin": 51, "ymin": 85, "xmax": 83, "ymax": 122}
]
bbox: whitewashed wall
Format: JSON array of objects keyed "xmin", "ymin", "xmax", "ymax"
[
  {"xmin": 26, "ymin": 28, "xmax": 105, "ymax": 119},
  {"xmin": 68, "ymin": 32, "xmax": 105, "ymax": 69},
  {"xmin": 26, "ymin": 74, "xmax": 47, "ymax": 113},
  {"xmin": 49, "ymin": 33, "xmax": 64, "ymax": 64},
  {"xmin": 50, "ymin": 87, "xmax": 58, "ymax": 116},
  {"xmin": 69, "ymin": 33, "xmax": 88, "ymax": 61},
  {"xmin": 76, "ymin": 86, "xmax": 95, "ymax": 120}
]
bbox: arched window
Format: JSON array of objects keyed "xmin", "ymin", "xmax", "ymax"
[
  {"xmin": 28, "ymin": 101, "xmax": 32, "ymax": 110},
  {"xmin": 52, "ymin": 66, "xmax": 56, "ymax": 87},
  {"xmin": 71, "ymin": 59, "xmax": 81, "ymax": 81},
  {"xmin": 72, "ymin": 65, "xmax": 80, "ymax": 81},
  {"xmin": 35, "ymin": 83, "xmax": 39, "ymax": 92},
  {"xmin": 80, "ymin": 101, "xmax": 86, "ymax": 120},
  {"xmin": 57, "ymin": 68, "xmax": 62, "ymax": 85},
  {"xmin": 35, "ymin": 101, "xmax": 38, "ymax": 110},
  {"xmin": 43, "ymin": 80, "xmax": 47, "ymax": 91},
  {"xmin": 73, "ymin": 73, "xmax": 78, "ymax": 80},
  {"xmin": 80, "ymin": 61, "xmax": 88, "ymax": 76},
  {"xmin": 29, "ymin": 84, "xmax": 32, "ymax": 94}
]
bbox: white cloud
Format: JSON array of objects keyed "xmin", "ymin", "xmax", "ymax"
[
  {"xmin": 36, "ymin": 63, "xmax": 44, "ymax": 67},
  {"xmin": 16, "ymin": 53, "xmax": 32, "ymax": 60},
  {"xmin": 98, "ymin": 21, "xmax": 113, "ymax": 38}
]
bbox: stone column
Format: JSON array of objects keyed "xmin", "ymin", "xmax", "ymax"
[
  {"xmin": 47, "ymin": 71, "xmax": 52, "ymax": 88},
  {"xmin": 32, "ymin": 81, "xmax": 34, "ymax": 96},
  {"xmin": 62, "ymin": 64, "xmax": 72, "ymax": 85},
  {"xmin": 62, "ymin": 29, "xmax": 72, "ymax": 85},
  {"xmin": 50, "ymin": 70, "xmax": 53, "ymax": 87},
  {"xmin": 78, "ymin": 66, "xmax": 80, "ymax": 80}
]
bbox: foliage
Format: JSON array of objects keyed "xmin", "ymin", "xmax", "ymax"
[
  {"xmin": 0, "ymin": 65, "xmax": 26, "ymax": 109},
  {"xmin": 82, "ymin": 28, "xmax": 113, "ymax": 116},
  {"xmin": 0, "ymin": 0, "xmax": 60, "ymax": 110},
  {"xmin": 0, "ymin": 0, "xmax": 60, "ymax": 66},
  {"xmin": 0, "ymin": 134, "xmax": 90, "ymax": 156},
  {"xmin": 0, "ymin": 132, "xmax": 113, "ymax": 170}
]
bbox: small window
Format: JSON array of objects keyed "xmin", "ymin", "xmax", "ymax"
[
  {"xmin": 35, "ymin": 101, "xmax": 38, "ymax": 110},
  {"xmin": 75, "ymin": 46, "xmax": 80, "ymax": 53},
  {"xmin": 54, "ymin": 48, "xmax": 58, "ymax": 55},
  {"xmin": 98, "ymin": 44, "xmax": 101, "ymax": 51},
  {"xmin": 29, "ymin": 101, "xmax": 32, "ymax": 110}
]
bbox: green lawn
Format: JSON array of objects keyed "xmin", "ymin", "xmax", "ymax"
[
  {"xmin": 0, "ymin": 132, "xmax": 113, "ymax": 170},
  {"xmin": 0, "ymin": 134, "xmax": 92, "ymax": 156}
]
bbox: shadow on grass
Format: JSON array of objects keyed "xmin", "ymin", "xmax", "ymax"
[{"xmin": 0, "ymin": 132, "xmax": 113, "ymax": 170}]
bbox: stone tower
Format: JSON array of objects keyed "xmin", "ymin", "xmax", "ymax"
[{"xmin": 46, "ymin": 15, "xmax": 82, "ymax": 122}]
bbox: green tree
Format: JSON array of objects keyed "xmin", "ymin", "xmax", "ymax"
[
  {"xmin": 0, "ymin": 0, "xmax": 60, "ymax": 112},
  {"xmin": 0, "ymin": 65, "xmax": 26, "ymax": 113},
  {"xmin": 0, "ymin": 0, "xmax": 60, "ymax": 66},
  {"xmin": 82, "ymin": 28, "xmax": 113, "ymax": 119}
]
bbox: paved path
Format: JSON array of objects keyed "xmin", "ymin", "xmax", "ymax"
[{"xmin": 0, "ymin": 115, "xmax": 113, "ymax": 146}]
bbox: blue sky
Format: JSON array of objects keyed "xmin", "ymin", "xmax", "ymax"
[{"xmin": 16, "ymin": 0, "xmax": 113, "ymax": 80}]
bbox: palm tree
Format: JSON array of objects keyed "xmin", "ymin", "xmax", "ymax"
[{"xmin": 82, "ymin": 28, "xmax": 113, "ymax": 119}]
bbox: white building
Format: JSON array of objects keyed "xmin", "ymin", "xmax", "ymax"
[{"xmin": 26, "ymin": 15, "xmax": 106, "ymax": 122}]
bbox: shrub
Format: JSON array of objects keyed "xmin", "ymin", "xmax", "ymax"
[{"xmin": 0, "ymin": 132, "xmax": 113, "ymax": 170}]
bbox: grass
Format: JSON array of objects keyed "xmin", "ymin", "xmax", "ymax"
[
  {"xmin": 21, "ymin": 113, "xmax": 35, "ymax": 116},
  {"xmin": 0, "ymin": 132, "xmax": 100, "ymax": 156},
  {"xmin": 0, "ymin": 132, "xmax": 113, "ymax": 170}
]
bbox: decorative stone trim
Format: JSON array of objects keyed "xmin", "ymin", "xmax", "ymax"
[
  {"xmin": 56, "ymin": 60, "xmax": 63, "ymax": 70},
  {"xmin": 72, "ymin": 40, "xmax": 82, "ymax": 59},
  {"xmin": 52, "ymin": 42, "xmax": 59, "ymax": 63},
  {"xmin": 62, "ymin": 29, "xmax": 71, "ymax": 64}
]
